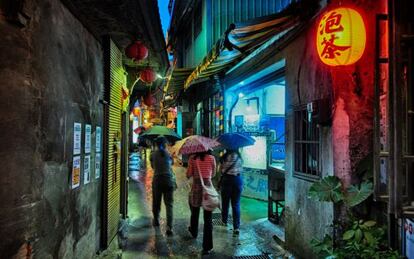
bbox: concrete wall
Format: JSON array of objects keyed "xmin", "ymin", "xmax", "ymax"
[
  {"xmin": 281, "ymin": 0, "xmax": 380, "ymax": 256},
  {"xmin": 282, "ymin": 29, "xmax": 334, "ymax": 258},
  {"xmin": 0, "ymin": 0, "xmax": 104, "ymax": 258}
]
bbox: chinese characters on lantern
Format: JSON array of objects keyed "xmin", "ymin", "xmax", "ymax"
[
  {"xmin": 316, "ymin": 8, "xmax": 366, "ymax": 66},
  {"xmin": 319, "ymin": 12, "xmax": 350, "ymax": 60}
]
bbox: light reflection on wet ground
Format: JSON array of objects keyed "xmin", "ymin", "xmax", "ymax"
[{"xmin": 121, "ymin": 151, "xmax": 287, "ymax": 259}]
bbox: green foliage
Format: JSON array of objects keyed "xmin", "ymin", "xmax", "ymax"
[
  {"xmin": 308, "ymin": 176, "xmax": 401, "ymax": 259},
  {"xmin": 308, "ymin": 176, "xmax": 344, "ymax": 203},
  {"xmin": 344, "ymin": 181, "xmax": 374, "ymax": 207},
  {"xmin": 308, "ymin": 176, "xmax": 373, "ymax": 208}
]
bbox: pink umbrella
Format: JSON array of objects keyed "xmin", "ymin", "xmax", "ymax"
[{"xmin": 172, "ymin": 135, "xmax": 220, "ymax": 155}]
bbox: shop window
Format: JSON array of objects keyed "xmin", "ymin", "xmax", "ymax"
[{"xmin": 294, "ymin": 108, "xmax": 321, "ymax": 180}]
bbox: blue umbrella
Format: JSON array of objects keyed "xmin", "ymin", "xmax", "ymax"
[{"xmin": 216, "ymin": 133, "xmax": 255, "ymax": 149}]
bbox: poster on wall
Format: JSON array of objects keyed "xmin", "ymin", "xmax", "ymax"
[
  {"xmin": 71, "ymin": 156, "xmax": 81, "ymax": 189},
  {"xmin": 405, "ymin": 218, "xmax": 414, "ymax": 258},
  {"xmin": 96, "ymin": 126, "xmax": 101, "ymax": 153},
  {"xmin": 85, "ymin": 124, "xmax": 91, "ymax": 154},
  {"xmin": 95, "ymin": 153, "xmax": 101, "ymax": 179},
  {"xmin": 73, "ymin": 123, "xmax": 82, "ymax": 155},
  {"xmin": 84, "ymin": 155, "xmax": 91, "ymax": 184}
]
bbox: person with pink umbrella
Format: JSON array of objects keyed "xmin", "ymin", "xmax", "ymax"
[{"xmin": 173, "ymin": 135, "xmax": 220, "ymax": 255}]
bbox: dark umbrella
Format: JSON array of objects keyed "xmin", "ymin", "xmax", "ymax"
[
  {"xmin": 139, "ymin": 125, "xmax": 182, "ymax": 143},
  {"xmin": 216, "ymin": 132, "xmax": 255, "ymax": 149}
]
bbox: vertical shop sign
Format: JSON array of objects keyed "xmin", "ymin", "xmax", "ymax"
[
  {"xmin": 406, "ymin": 218, "xmax": 414, "ymax": 258},
  {"xmin": 95, "ymin": 153, "xmax": 101, "ymax": 179},
  {"xmin": 96, "ymin": 126, "xmax": 101, "ymax": 153},
  {"xmin": 85, "ymin": 124, "xmax": 91, "ymax": 154},
  {"xmin": 73, "ymin": 122, "xmax": 82, "ymax": 155},
  {"xmin": 84, "ymin": 155, "xmax": 91, "ymax": 184},
  {"xmin": 71, "ymin": 156, "xmax": 81, "ymax": 189}
]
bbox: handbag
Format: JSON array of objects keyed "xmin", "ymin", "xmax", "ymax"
[{"xmin": 195, "ymin": 160, "xmax": 220, "ymax": 211}]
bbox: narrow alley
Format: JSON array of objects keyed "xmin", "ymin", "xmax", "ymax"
[
  {"xmin": 114, "ymin": 152, "xmax": 286, "ymax": 258},
  {"xmin": 1, "ymin": 0, "xmax": 413, "ymax": 259}
]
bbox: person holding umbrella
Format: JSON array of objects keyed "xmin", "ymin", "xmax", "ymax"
[
  {"xmin": 186, "ymin": 150, "xmax": 216, "ymax": 255},
  {"xmin": 216, "ymin": 133, "xmax": 255, "ymax": 236},
  {"xmin": 150, "ymin": 136, "xmax": 176, "ymax": 236},
  {"xmin": 172, "ymin": 135, "xmax": 220, "ymax": 255}
]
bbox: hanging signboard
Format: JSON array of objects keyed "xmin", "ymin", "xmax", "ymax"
[
  {"xmin": 84, "ymin": 155, "xmax": 91, "ymax": 184},
  {"xmin": 96, "ymin": 126, "xmax": 102, "ymax": 153},
  {"xmin": 85, "ymin": 124, "xmax": 91, "ymax": 154},
  {"xmin": 95, "ymin": 153, "xmax": 101, "ymax": 179},
  {"xmin": 71, "ymin": 156, "xmax": 81, "ymax": 189},
  {"xmin": 73, "ymin": 123, "xmax": 82, "ymax": 155}
]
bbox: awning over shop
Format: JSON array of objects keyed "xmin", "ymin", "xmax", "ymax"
[
  {"xmin": 184, "ymin": 8, "xmax": 300, "ymax": 90},
  {"xmin": 162, "ymin": 67, "xmax": 194, "ymax": 107}
]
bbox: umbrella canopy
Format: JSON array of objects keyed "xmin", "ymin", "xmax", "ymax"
[
  {"xmin": 216, "ymin": 133, "xmax": 255, "ymax": 149},
  {"xmin": 172, "ymin": 135, "xmax": 220, "ymax": 155},
  {"xmin": 139, "ymin": 125, "xmax": 182, "ymax": 142}
]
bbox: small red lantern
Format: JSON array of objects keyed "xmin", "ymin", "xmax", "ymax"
[
  {"xmin": 132, "ymin": 107, "xmax": 141, "ymax": 116},
  {"xmin": 125, "ymin": 41, "xmax": 148, "ymax": 61},
  {"xmin": 140, "ymin": 68, "xmax": 156, "ymax": 83},
  {"xmin": 143, "ymin": 93, "xmax": 156, "ymax": 107}
]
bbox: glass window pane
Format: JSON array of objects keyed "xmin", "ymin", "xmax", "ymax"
[
  {"xmin": 379, "ymin": 63, "xmax": 389, "ymax": 152},
  {"xmin": 379, "ymin": 20, "xmax": 389, "ymax": 59},
  {"xmin": 378, "ymin": 157, "xmax": 388, "ymax": 194}
]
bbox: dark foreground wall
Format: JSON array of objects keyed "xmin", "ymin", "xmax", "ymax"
[{"xmin": 0, "ymin": 0, "xmax": 103, "ymax": 257}]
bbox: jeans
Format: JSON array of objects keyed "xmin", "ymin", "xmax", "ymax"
[
  {"xmin": 221, "ymin": 175, "xmax": 243, "ymax": 229},
  {"xmin": 189, "ymin": 205, "xmax": 213, "ymax": 251},
  {"xmin": 152, "ymin": 179, "xmax": 174, "ymax": 229}
]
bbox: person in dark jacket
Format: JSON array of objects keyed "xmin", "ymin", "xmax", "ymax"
[
  {"xmin": 150, "ymin": 136, "xmax": 175, "ymax": 236},
  {"xmin": 219, "ymin": 149, "xmax": 243, "ymax": 235}
]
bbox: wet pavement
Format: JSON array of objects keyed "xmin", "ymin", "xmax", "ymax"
[{"xmin": 112, "ymin": 151, "xmax": 289, "ymax": 259}]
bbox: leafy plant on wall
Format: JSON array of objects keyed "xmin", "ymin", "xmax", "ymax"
[{"xmin": 308, "ymin": 176, "xmax": 401, "ymax": 259}]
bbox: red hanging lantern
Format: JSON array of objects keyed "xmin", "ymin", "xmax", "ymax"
[
  {"xmin": 125, "ymin": 41, "xmax": 148, "ymax": 61},
  {"xmin": 140, "ymin": 68, "xmax": 156, "ymax": 83},
  {"xmin": 143, "ymin": 93, "xmax": 157, "ymax": 107},
  {"xmin": 132, "ymin": 106, "xmax": 141, "ymax": 116}
]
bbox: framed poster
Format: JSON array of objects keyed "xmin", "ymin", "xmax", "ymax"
[
  {"xmin": 85, "ymin": 124, "xmax": 91, "ymax": 154},
  {"xmin": 96, "ymin": 126, "xmax": 101, "ymax": 153},
  {"xmin": 84, "ymin": 155, "xmax": 91, "ymax": 184},
  {"xmin": 71, "ymin": 156, "xmax": 81, "ymax": 189},
  {"xmin": 95, "ymin": 153, "xmax": 101, "ymax": 179},
  {"xmin": 73, "ymin": 123, "xmax": 82, "ymax": 155}
]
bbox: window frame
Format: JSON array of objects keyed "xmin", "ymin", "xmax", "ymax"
[{"xmin": 293, "ymin": 104, "xmax": 322, "ymax": 182}]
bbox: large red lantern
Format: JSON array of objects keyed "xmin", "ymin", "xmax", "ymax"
[
  {"xmin": 140, "ymin": 68, "xmax": 156, "ymax": 83},
  {"xmin": 316, "ymin": 7, "xmax": 366, "ymax": 66},
  {"xmin": 125, "ymin": 41, "xmax": 148, "ymax": 61},
  {"xmin": 143, "ymin": 93, "xmax": 156, "ymax": 107}
]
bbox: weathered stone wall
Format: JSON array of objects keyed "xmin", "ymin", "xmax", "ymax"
[
  {"xmin": 0, "ymin": 0, "xmax": 104, "ymax": 258},
  {"xmin": 282, "ymin": 28, "xmax": 335, "ymax": 258},
  {"xmin": 281, "ymin": 0, "xmax": 381, "ymax": 256}
]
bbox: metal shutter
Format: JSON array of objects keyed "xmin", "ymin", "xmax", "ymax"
[{"xmin": 102, "ymin": 38, "xmax": 124, "ymax": 247}]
